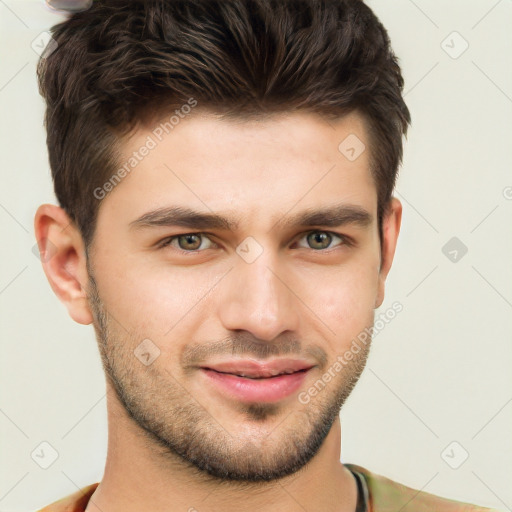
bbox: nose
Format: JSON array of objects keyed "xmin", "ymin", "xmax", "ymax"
[{"xmin": 216, "ymin": 249, "xmax": 300, "ymax": 341}]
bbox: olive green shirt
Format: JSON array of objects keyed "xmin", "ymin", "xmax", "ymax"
[{"xmin": 36, "ymin": 463, "xmax": 502, "ymax": 512}]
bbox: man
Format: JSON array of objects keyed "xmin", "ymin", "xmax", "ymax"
[{"xmin": 33, "ymin": 0, "xmax": 501, "ymax": 511}]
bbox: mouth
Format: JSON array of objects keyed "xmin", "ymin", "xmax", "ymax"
[
  {"xmin": 198, "ymin": 359, "xmax": 315, "ymax": 402},
  {"xmin": 199, "ymin": 358, "xmax": 315, "ymax": 378},
  {"xmin": 201, "ymin": 367, "xmax": 311, "ymax": 379}
]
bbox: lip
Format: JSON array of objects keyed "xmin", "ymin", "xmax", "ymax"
[
  {"xmin": 200, "ymin": 358, "xmax": 315, "ymax": 378},
  {"xmin": 199, "ymin": 358, "xmax": 315, "ymax": 403}
]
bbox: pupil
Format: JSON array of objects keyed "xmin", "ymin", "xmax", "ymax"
[
  {"xmin": 309, "ymin": 232, "xmax": 330, "ymax": 249},
  {"xmin": 179, "ymin": 234, "xmax": 201, "ymax": 250}
]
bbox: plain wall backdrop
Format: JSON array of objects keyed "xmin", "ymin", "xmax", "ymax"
[{"xmin": 0, "ymin": 0, "xmax": 511, "ymax": 510}]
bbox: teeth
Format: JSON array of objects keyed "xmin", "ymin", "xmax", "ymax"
[
  {"xmin": 208, "ymin": 367, "xmax": 306, "ymax": 378},
  {"xmin": 235, "ymin": 370, "xmax": 298, "ymax": 379}
]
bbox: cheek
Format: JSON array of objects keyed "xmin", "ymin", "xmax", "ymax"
[
  {"xmin": 304, "ymin": 254, "xmax": 380, "ymax": 342},
  {"xmin": 93, "ymin": 254, "xmax": 218, "ymax": 337}
]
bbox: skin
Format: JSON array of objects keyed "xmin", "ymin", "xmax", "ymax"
[{"xmin": 35, "ymin": 109, "xmax": 401, "ymax": 512}]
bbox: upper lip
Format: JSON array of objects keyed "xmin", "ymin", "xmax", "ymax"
[{"xmin": 200, "ymin": 359, "xmax": 315, "ymax": 378}]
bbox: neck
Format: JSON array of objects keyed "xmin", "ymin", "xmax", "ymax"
[{"xmin": 85, "ymin": 386, "xmax": 357, "ymax": 512}]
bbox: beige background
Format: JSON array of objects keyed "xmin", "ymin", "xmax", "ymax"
[{"xmin": 0, "ymin": 0, "xmax": 511, "ymax": 510}]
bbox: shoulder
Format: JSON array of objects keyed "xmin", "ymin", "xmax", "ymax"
[
  {"xmin": 345, "ymin": 463, "xmax": 502, "ymax": 512},
  {"xmin": 35, "ymin": 483, "xmax": 99, "ymax": 512}
]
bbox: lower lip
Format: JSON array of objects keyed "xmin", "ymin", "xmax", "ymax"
[{"xmin": 200, "ymin": 368, "xmax": 312, "ymax": 403}]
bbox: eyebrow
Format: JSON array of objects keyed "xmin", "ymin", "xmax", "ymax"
[{"xmin": 129, "ymin": 204, "xmax": 373, "ymax": 232}]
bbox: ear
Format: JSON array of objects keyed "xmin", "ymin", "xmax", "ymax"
[
  {"xmin": 375, "ymin": 197, "xmax": 402, "ymax": 309},
  {"xmin": 34, "ymin": 204, "xmax": 93, "ymax": 325}
]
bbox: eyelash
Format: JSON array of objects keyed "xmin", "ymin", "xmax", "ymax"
[{"xmin": 158, "ymin": 230, "xmax": 354, "ymax": 253}]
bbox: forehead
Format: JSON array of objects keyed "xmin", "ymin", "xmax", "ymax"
[{"xmin": 98, "ymin": 109, "xmax": 376, "ymax": 229}]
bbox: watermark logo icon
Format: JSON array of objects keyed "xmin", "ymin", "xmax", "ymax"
[
  {"xmin": 31, "ymin": 32, "xmax": 58, "ymax": 58},
  {"xmin": 338, "ymin": 134, "xmax": 366, "ymax": 162},
  {"xmin": 441, "ymin": 441, "xmax": 469, "ymax": 469},
  {"xmin": 236, "ymin": 236, "xmax": 264, "ymax": 264},
  {"xmin": 32, "ymin": 238, "xmax": 57, "ymax": 262},
  {"xmin": 31, "ymin": 441, "xmax": 59, "ymax": 469},
  {"xmin": 442, "ymin": 237, "xmax": 468, "ymax": 263},
  {"xmin": 441, "ymin": 32, "xmax": 469, "ymax": 59},
  {"xmin": 134, "ymin": 339, "xmax": 161, "ymax": 366}
]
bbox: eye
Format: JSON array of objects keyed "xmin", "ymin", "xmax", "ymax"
[
  {"xmin": 158, "ymin": 230, "xmax": 352, "ymax": 254},
  {"xmin": 294, "ymin": 230, "xmax": 350, "ymax": 251},
  {"xmin": 159, "ymin": 233, "xmax": 216, "ymax": 252}
]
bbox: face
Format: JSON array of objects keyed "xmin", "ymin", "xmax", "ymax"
[{"xmin": 83, "ymin": 110, "xmax": 397, "ymax": 482}]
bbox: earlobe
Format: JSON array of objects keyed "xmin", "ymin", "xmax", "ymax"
[
  {"xmin": 34, "ymin": 204, "xmax": 93, "ymax": 325},
  {"xmin": 375, "ymin": 197, "xmax": 402, "ymax": 309}
]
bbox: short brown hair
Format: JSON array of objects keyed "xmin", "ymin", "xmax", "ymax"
[{"xmin": 37, "ymin": 0, "xmax": 411, "ymax": 247}]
